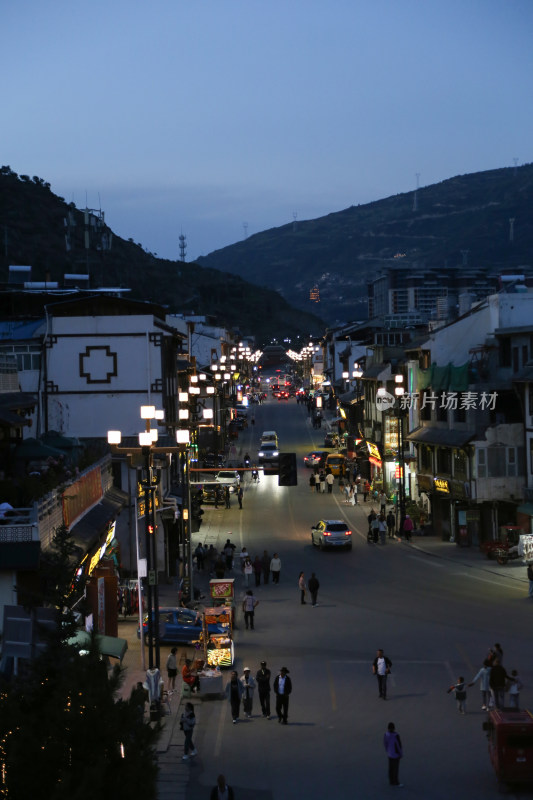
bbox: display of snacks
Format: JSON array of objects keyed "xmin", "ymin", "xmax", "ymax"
[{"xmin": 207, "ymin": 647, "xmax": 232, "ymax": 668}]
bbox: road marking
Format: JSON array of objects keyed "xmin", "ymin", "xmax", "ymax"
[
  {"xmin": 407, "ymin": 555, "xmax": 445, "ymax": 568},
  {"xmin": 214, "ymin": 689, "xmax": 227, "ymax": 757},
  {"xmin": 454, "ymin": 572, "xmax": 525, "ymax": 590}
]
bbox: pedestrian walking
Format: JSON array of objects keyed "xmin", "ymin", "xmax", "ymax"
[
  {"xmin": 224, "ymin": 539, "xmax": 235, "ymax": 570},
  {"xmin": 326, "ymin": 472, "xmax": 334, "ymax": 493},
  {"xmin": 489, "ymin": 658, "xmax": 513, "ymax": 709},
  {"xmin": 378, "ymin": 513, "xmax": 387, "ymax": 545},
  {"xmin": 528, "ymin": 564, "xmax": 533, "ymax": 598},
  {"xmin": 210, "ymin": 775, "xmax": 235, "ymax": 800},
  {"xmin": 239, "ymin": 546, "xmax": 249, "ymax": 572},
  {"xmin": 447, "ymin": 676, "xmax": 467, "ymax": 714},
  {"xmin": 274, "ymin": 667, "xmax": 292, "ymax": 724},
  {"xmin": 166, "ymin": 646, "xmax": 178, "ymax": 692},
  {"xmin": 344, "ymin": 482, "xmax": 351, "ymax": 504},
  {"xmin": 507, "ymin": 669, "xmax": 523, "ymax": 709},
  {"xmin": 469, "ymin": 659, "xmax": 492, "ymax": 710},
  {"xmin": 243, "ymin": 557, "xmax": 253, "ymax": 587},
  {"xmin": 487, "ymin": 642, "xmax": 504, "ymax": 665},
  {"xmin": 371, "ymin": 514, "xmax": 380, "ymax": 544},
  {"xmin": 352, "ymin": 482, "xmax": 359, "ymax": 505},
  {"xmin": 379, "ymin": 490, "xmax": 387, "ymax": 514},
  {"xmin": 240, "ymin": 667, "xmax": 256, "ymax": 718},
  {"xmin": 270, "ymin": 552, "xmax": 281, "ymax": 584},
  {"xmin": 224, "ymin": 486, "xmax": 231, "ymax": 508},
  {"xmin": 180, "ymin": 702, "xmax": 197, "ymax": 760},
  {"xmin": 309, "ymin": 473, "xmax": 316, "ymax": 492},
  {"xmin": 298, "ymin": 571, "xmax": 307, "ymax": 604},
  {"xmin": 315, "ymin": 471, "xmax": 321, "ymax": 492},
  {"xmin": 242, "ymin": 589, "xmax": 259, "ymax": 629},
  {"xmin": 319, "ymin": 471, "xmax": 326, "ymax": 493},
  {"xmin": 207, "ymin": 544, "xmax": 217, "ymax": 572},
  {"xmin": 383, "ymin": 722, "xmax": 403, "ymax": 787},
  {"xmin": 402, "ymin": 514, "xmax": 414, "ymax": 541},
  {"xmin": 237, "ymin": 486, "xmax": 243, "ymax": 509},
  {"xmin": 214, "ymin": 555, "xmax": 225, "ymax": 578},
  {"xmin": 386, "ymin": 510, "xmax": 395, "ymax": 538},
  {"xmin": 194, "ymin": 543, "xmax": 205, "ymax": 570},
  {"xmin": 363, "ymin": 480, "xmax": 371, "ymax": 502},
  {"xmin": 373, "ymin": 649, "xmax": 392, "ymax": 699},
  {"xmin": 226, "ymin": 670, "xmax": 243, "ymax": 723},
  {"xmin": 338, "ymin": 474, "xmax": 345, "ymax": 495},
  {"xmin": 256, "ymin": 660, "xmax": 271, "ymax": 719},
  {"xmin": 253, "ymin": 555, "xmax": 262, "ymax": 587},
  {"xmin": 308, "ymin": 572, "xmax": 320, "ymax": 606},
  {"xmin": 261, "ymin": 549, "xmax": 270, "ymax": 584}
]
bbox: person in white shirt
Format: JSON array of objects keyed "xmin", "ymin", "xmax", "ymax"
[
  {"xmin": 372, "ymin": 649, "xmax": 392, "ymax": 699},
  {"xmin": 239, "ymin": 667, "xmax": 257, "ymax": 718},
  {"xmin": 270, "ymin": 553, "xmax": 281, "ymax": 584}
]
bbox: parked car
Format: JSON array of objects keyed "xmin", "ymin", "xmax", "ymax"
[
  {"xmin": 311, "ymin": 519, "xmax": 352, "ymax": 550},
  {"xmin": 202, "ymin": 452, "xmax": 226, "ymax": 469},
  {"xmin": 303, "ymin": 451, "xmax": 328, "ymax": 468},
  {"xmin": 214, "ymin": 470, "xmax": 241, "ymax": 490},
  {"xmin": 138, "ymin": 608, "xmax": 226, "ymax": 645},
  {"xmin": 201, "ymin": 483, "xmax": 225, "ymax": 504}
]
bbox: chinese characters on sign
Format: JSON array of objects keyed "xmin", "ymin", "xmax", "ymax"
[{"xmin": 398, "ymin": 391, "xmax": 497, "ymax": 410}]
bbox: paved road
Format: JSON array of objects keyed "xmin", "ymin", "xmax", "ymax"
[{"xmin": 119, "ymin": 396, "xmax": 532, "ymax": 799}]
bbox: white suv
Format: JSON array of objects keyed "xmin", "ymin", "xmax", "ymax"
[{"xmin": 214, "ymin": 470, "xmax": 241, "ymax": 490}]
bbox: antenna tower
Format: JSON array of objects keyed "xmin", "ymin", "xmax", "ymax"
[
  {"xmin": 179, "ymin": 232, "xmax": 187, "ymax": 262},
  {"xmin": 243, "ymin": 222, "xmax": 248, "ymax": 240},
  {"xmin": 293, "ymin": 212, "xmax": 298, "ymax": 232}
]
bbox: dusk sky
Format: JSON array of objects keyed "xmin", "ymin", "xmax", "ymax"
[{"xmin": 3, "ymin": 1, "xmax": 532, "ymax": 262}]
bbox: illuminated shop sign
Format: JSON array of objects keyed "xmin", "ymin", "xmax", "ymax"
[{"xmin": 434, "ymin": 478, "xmax": 450, "ymax": 493}]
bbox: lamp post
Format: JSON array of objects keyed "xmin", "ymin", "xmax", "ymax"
[
  {"xmin": 394, "ymin": 375, "xmax": 407, "ymax": 534},
  {"xmin": 108, "ymin": 409, "xmax": 190, "ymax": 669}
]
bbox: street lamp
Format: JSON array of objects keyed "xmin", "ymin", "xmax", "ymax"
[
  {"xmin": 394, "ymin": 375, "xmax": 407, "ymax": 533},
  {"xmin": 108, "ymin": 410, "xmax": 190, "ymax": 670}
]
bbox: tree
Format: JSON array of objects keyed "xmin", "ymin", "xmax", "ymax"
[{"xmin": 0, "ymin": 526, "xmax": 159, "ymax": 799}]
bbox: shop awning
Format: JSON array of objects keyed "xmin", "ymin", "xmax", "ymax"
[
  {"xmin": 70, "ymin": 487, "xmax": 129, "ymax": 550},
  {"xmin": 406, "ymin": 427, "xmax": 475, "ymax": 448},
  {"xmin": 68, "ymin": 631, "xmax": 128, "ymax": 662}
]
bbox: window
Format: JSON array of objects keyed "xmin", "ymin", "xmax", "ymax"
[
  {"xmin": 507, "ymin": 447, "xmax": 516, "ymax": 477},
  {"xmin": 477, "ymin": 449, "xmax": 487, "ymax": 479},
  {"xmin": 455, "ymin": 406, "xmax": 466, "ymax": 423},
  {"xmin": 420, "ymin": 446, "xmax": 433, "ymax": 472},
  {"xmin": 454, "ymin": 450, "xmax": 468, "ymax": 479},
  {"xmin": 500, "ymin": 338, "xmax": 511, "ymax": 367},
  {"xmin": 513, "ymin": 347, "xmax": 519, "ymax": 373},
  {"xmin": 437, "ymin": 448, "xmax": 451, "ymax": 474}
]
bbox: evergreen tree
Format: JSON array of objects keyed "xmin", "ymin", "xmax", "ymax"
[{"xmin": 0, "ymin": 525, "xmax": 159, "ymax": 799}]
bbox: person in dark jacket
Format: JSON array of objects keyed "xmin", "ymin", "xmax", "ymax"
[
  {"xmin": 225, "ymin": 671, "xmax": 243, "ymax": 723},
  {"xmin": 256, "ymin": 660, "xmax": 271, "ymax": 719},
  {"xmin": 308, "ymin": 572, "xmax": 320, "ymax": 607},
  {"xmin": 210, "ymin": 774, "xmax": 235, "ymax": 800},
  {"xmin": 489, "ymin": 658, "xmax": 514, "ymax": 708},
  {"xmin": 274, "ymin": 667, "xmax": 292, "ymax": 724},
  {"xmin": 372, "ymin": 649, "xmax": 392, "ymax": 699}
]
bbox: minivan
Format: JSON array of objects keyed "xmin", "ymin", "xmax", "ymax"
[
  {"xmin": 260, "ymin": 430, "xmax": 278, "ymax": 446},
  {"xmin": 325, "ymin": 453, "xmax": 346, "ymax": 476}
]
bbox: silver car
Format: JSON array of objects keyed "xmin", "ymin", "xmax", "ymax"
[{"xmin": 311, "ymin": 519, "xmax": 352, "ymax": 550}]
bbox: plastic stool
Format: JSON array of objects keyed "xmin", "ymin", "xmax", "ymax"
[{"xmin": 181, "ymin": 683, "xmax": 192, "ymax": 698}]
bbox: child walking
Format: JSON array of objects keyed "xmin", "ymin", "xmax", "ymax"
[
  {"xmin": 508, "ymin": 669, "xmax": 523, "ymax": 709},
  {"xmin": 447, "ymin": 676, "xmax": 467, "ymax": 714}
]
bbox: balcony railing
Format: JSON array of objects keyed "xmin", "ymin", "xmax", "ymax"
[{"xmin": 0, "ymin": 507, "xmax": 39, "ymax": 543}]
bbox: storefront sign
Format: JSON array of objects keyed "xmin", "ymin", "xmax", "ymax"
[
  {"xmin": 434, "ymin": 478, "xmax": 450, "ymax": 493},
  {"xmin": 384, "ymin": 416, "xmax": 399, "ymax": 451},
  {"xmin": 210, "ymin": 578, "xmax": 235, "ymax": 599},
  {"xmin": 367, "ymin": 442, "xmax": 381, "ymax": 461},
  {"xmin": 417, "ymin": 474, "xmax": 433, "ymax": 492}
]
